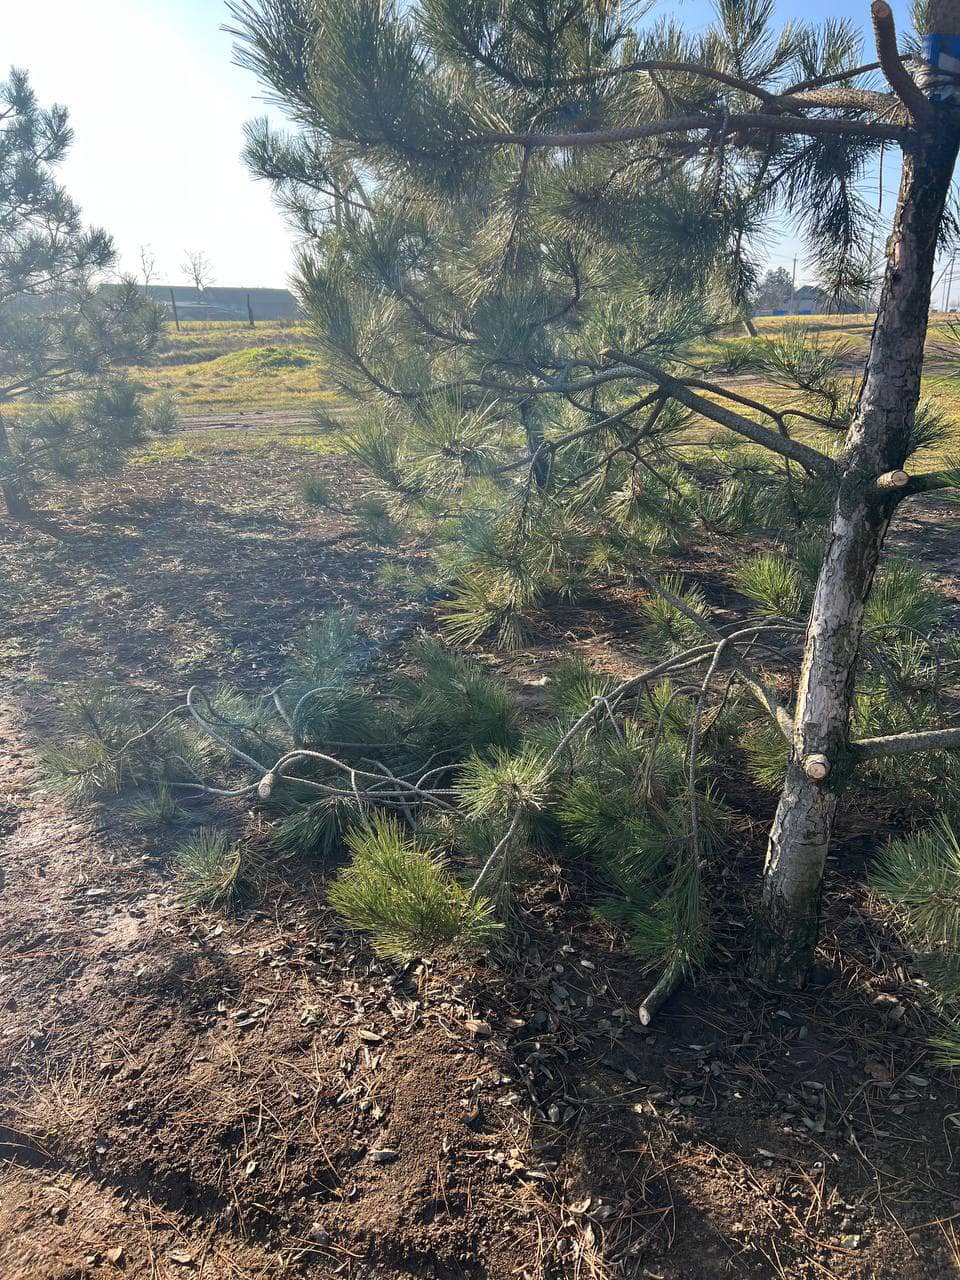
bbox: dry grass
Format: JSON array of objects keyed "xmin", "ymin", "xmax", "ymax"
[
  {"xmin": 126, "ymin": 315, "xmax": 960, "ymax": 466},
  {"xmin": 128, "ymin": 320, "xmax": 341, "ymax": 414}
]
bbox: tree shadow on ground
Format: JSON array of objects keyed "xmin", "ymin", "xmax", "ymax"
[{"xmin": 2, "ymin": 443, "xmax": 959, "ymax": 1278}]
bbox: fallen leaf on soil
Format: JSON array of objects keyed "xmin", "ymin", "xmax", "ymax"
[{"xmin": 865, "ymin": 1059, "xmax": 892, "ymax": 1081}]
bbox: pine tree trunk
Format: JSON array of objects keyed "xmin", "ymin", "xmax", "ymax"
[
  {"xmin": 752, "ymin": 125, "xmax": 960, "ymax": 984},
  {"xmin": 0, "ymin": 416, "xmax": 30, "ymax": 518},
  {"xmin": 520, "ymin": 402, "xmax": 548, "ymax": 487}
]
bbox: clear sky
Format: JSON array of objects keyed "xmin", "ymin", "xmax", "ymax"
[
  {"xmin": 6, "ymin": 0, "xmax": 295, "ymax": 288},
  {"xmin": 6, "ymin": 0, "xmax": 912, "ymax": 291}
]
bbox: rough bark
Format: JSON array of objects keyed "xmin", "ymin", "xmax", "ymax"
[{"xmin": 752, "ymin": 124, "xmax": 960, "ymax": 984}]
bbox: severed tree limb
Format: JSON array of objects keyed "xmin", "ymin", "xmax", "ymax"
[
  {"xmin": 851, "ymin": 725, "xmax": 960, "ymax": 759},
  {"xmin": 870, "ymin": 0, "xmax": 930, "ymax": 123},
  {"xmin": 639, "ymin": 964, "xmax": 684, "ymax": 1025}
]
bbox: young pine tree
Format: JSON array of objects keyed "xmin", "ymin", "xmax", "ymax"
[
  {"xmin": 0, "ymin": 68, "xmax": 170, "ymax": 517},
  {"xmin": 231, "ymin": 0, "xmax": 960, "ymax": 984}
]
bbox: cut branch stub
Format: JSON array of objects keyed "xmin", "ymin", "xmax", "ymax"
[
  {"xmin": 638, "ymin": 967, "xmax": 683, "ymax": 1026},
  {"xmin": 802, "ymin": 753, "xmax": 831, "ymax": 781},
  {"xmin": 875, "ymin": 468, "xmax": 910, "ymax": 490},
  {"xmin": 257, "ymin": 771, "xmax": 276, "ymax": 800}
]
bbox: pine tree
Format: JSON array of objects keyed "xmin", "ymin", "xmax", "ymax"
[
  {"xmin": 0, "ymin": 67, "xmax": 170, "ymax": 517},
  {"xmin": 228, "ymin": 0, "xmax": 960, "ymax": 985}
]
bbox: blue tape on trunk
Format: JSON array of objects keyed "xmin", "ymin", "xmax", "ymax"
[{"xmin": 921, "ymin": 33, "xmax": 960, "ymax": 100}]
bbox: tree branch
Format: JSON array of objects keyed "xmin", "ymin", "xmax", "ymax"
[
  {"xmin": 903, "ymin": 469, "xmax": 960, "ymax": 494},
  {"xmin": 616, "ymin": 358, "xmax": 838, "ymax": 478},
  {"xmin": 494, "ymin": 392, "xmax": 662, "ymax": 475},
  {"xmin": 496, "ymin": 56, "xmax": 784, "ymax": 105},
  {"xmin": 852, "ymin": 725, "xmax": 960, "ymax": 759},
  {"xmin": 636, "ymin": 575, "xmax": 797, "ymax": 741},
  {"xmin": 476, "ymin": 111, "xmax": 909, "ymax": 151},
  {"xmin": 870, "ymin": 0, "xmax": 930, "ymax": 122},
  {"xmin": 784, "ymin": 61, "xmax": 882, "ymax": 95},
  {"xmin": 781, "ymin": 87, "xmax": 898, "ymax": 114}
]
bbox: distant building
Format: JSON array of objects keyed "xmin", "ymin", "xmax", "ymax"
[
  {"xmin": 147, "ymin": 286, "xmax": 302, "ymax": 322},
  {"xmin": 754, "ymin": 285, "xmax": 862, "ymax": 317}
]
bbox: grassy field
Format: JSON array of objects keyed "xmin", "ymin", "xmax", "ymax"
[
  {"xmin": 754, "ymin": 309, "xmax": 959, "ymax": 338},
  {"xmin": 129, "ymin": 319, "xmax": 342, "ymax": 415},
  {"xmin": 130, "ymin": 423, "xmax": 345, "ymax": 466},
  {"xmin": 121, "ymin": 316, "xmax": 960, "ymax": 485},
  {"xmin": 131, "ymin": 313, "xmax": 960, "ymax": 420}
]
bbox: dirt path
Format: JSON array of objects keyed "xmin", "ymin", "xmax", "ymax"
[
  {"xmin": 178, "ymin": 410, "xmax": 321, "ymax": 432},
  {"xmin": 3, "ymin": 437, "xmax": 960, "ymax": 1278}
]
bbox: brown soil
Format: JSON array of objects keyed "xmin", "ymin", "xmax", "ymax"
[{"xmin": 2, "ymin": 429, "xmax": 960, "ymax": 1279}]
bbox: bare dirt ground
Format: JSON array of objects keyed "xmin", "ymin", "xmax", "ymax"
[{"xmin": 3, "ymin": 426, "xmax": 960, "ymax": 1279}]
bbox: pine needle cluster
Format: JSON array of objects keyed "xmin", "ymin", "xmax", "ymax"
[
  {"xmin": 175, "ymin": 827, "xmax": 262, "ymax": 909},
  {"xmin": 873, "ymin": 820, "xmax": 960, "ymax": 1064},
  {"xmin": 327, "ymin": 815, "xmax": 499, "ymax": 960}
]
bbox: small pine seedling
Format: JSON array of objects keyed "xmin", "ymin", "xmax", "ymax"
[
  {"xmin": 327, "ymin": 814, "xmax": 498, "ymax": 960},
  {"xmin": 301, "ymin": 473, "xmax": 335, "ymax": 507},
  {"xmin": 175, "ymin": 826, "xmax": 255, "ymax": 909}
]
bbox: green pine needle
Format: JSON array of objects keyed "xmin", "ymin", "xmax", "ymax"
[
  {"xmin": 328, "ymin": 814, "xmax": 499, "ymax": 960},
  {"xmin": 175, "ymin": 827, "xmax": 258, "ymax": 909}
]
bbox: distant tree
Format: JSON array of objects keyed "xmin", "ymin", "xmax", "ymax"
[
  {"xmin": 182, "ymin": 249, "xmax": 214, "ymax": 296},
  {"xmin": 0, "ymin": 68, "xmax": 171, "ymax": 519},
  {"xmin": 138, "ymin": 244, "xmax": 157, "ymax": 294},
  {"xmin": 753, "ymin": 267, "xmax": 795, "ymax": 313}
]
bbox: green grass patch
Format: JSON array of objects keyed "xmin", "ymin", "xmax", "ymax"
[
  {"xmin": 213, "ymin": 346, "xmax": 323, "ymax": 374},
  {"xmin": 123, "ymin": 320, "xmax": 340, "ymax": 414}
]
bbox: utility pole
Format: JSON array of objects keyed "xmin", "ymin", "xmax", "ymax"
[
  {"xmin": 168, "ymin": 287, "xmax": 181, "ymax": 332},
  {"xmin": 946, "ymin": 254, "xmax": 957, "ymax": 314},
  {"xmin": 789, "ymin": 256, "xmax": 797, "ymax": 315}
]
